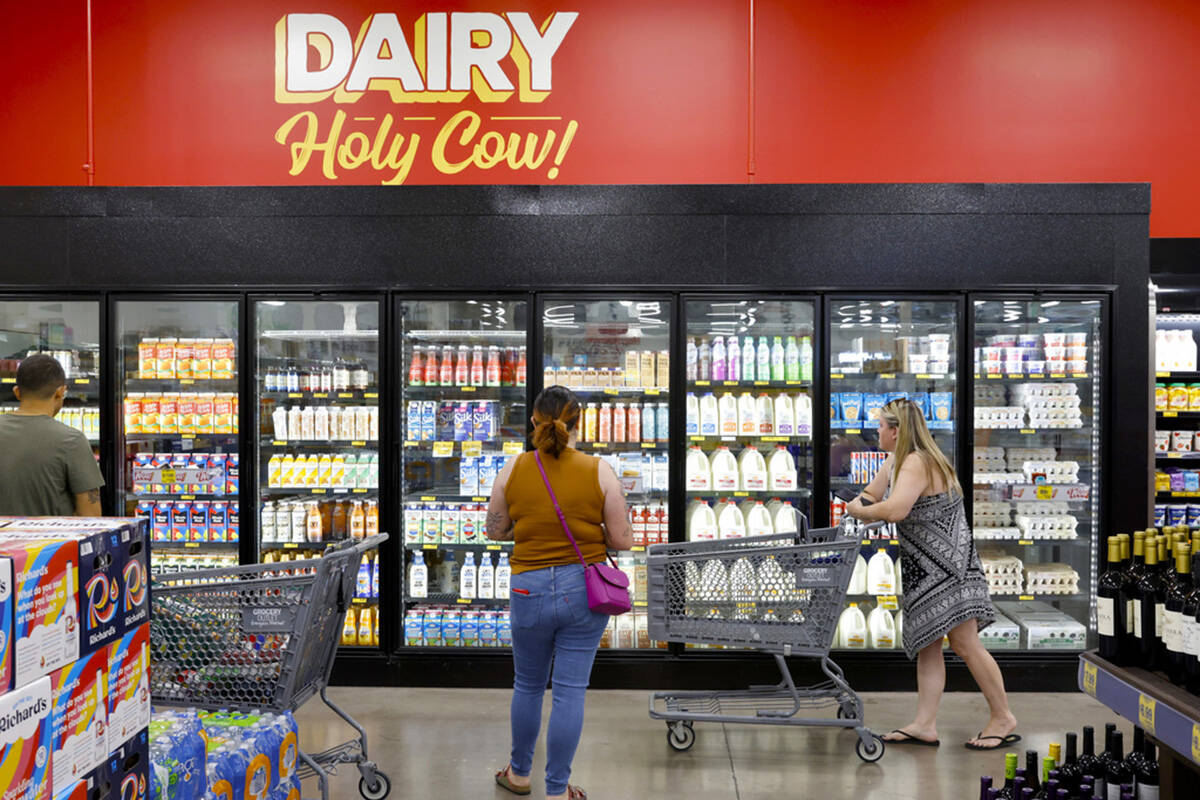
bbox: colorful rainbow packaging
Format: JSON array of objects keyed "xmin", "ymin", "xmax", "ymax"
[
  {"xmin": 0, "ymin": 675, "xmax": 52, "ymax": 800},
  {"xmin": 107, "ymin": 623, "xmax": 150, "ymax": 748},
  {"xmin": 49, "ymin": 649, "xmax": 109, "ymax": 792},
  {"xmin": 108, "ymin": 727, "xmax": 149, "ymax": 800},
  {"xmin": 0, "ymin": 538, "xmax": 78, "ymax": 693}
]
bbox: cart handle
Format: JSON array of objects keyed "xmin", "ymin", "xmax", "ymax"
[{"xmin": 321, "ymin": 532, "xmax": 389, "ymax": 557}]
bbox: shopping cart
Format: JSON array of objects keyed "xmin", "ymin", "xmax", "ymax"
[
  {"xmin": 647, "ymin": 520, "xmax": 886, "ymax": 762},
  {"xmin": 149, "ymin": 533, "xmax": 391, "ymax": 800}
]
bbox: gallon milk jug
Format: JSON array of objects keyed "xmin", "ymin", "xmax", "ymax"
[
  {"xmin": 718, "ymin": 393, "xmax": 738, "ymax": 436},
  {"xmin": 737, "ymin": 392, "xmax": 757, "ymax": 436},
  {"xmin": 716, "ymin": 500, "xmax": 747, "ymax": 539},
  {"xmin": 895, "ymin": 558, "xmax": 903, "ymax": 596},
  {"xmin": 774, "ymin": 393, "xmax": 795, "ymax": 436},
  {"xmin": 795, "ymin": 392, "xmax": 813, "ymax": 437},
  {"xmin": 685, "ymin": 446, "xmax": 712, "ymax": 490},
  {"xmin": 699, "ymin": 392, "xmax": 719, "ymax": 436},
  {"xmin": 709, "ymin": 446, "xmax": 739, "ymax": 491},
  {"xmin": 729, "ymin": 557, "xmax": 757, "ymax": 602},
  {"xmin": 868, "ymin": 605, "xmax": 896, "ymax": 649},
  {"xmin": 687, "ymin": 500, "xmax": 718, "ymax": 541},
  {"xmin": 738, "ymin": 446, "xmax": 768, "ymax": 491},
  {"xmin": 867, "ymin": 548, "xmax": 896, "ymax": 595},
  {"xmin": 895, "ymin": 610, "xmax": 904, "ymax": 650},
  {"xmin": 847, "ymin": 553, "xmax": 868, "ymax": 595},
  {"xmin": 741, "ymin": 500, "xmax": 773, "ymax": 537},
  {"xmin": 838, "ymin": 604, "xmax": 868, "ymax": 649},
  {"xmin": 756, "ymin": 394, "xmax": 774, "ymax": 434},
  {"xmin": 767, "ymin": 446, "xmax": 797, "ymax": 491},
  {"xmin": 768, "ymin": 500, "xmax": 799, "ymax": 533}
]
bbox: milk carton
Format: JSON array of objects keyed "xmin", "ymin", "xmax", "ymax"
[
  {"xmin": 459, "ymin": 457, "xmax": 479, "ymax": 497},
  {"xmin": 478, "ymin": 456, "xmax": 499, "ymax": 495},
  {"xmin": 0, "ymin": 537, "xmax": 78, "ymax": 692},
  {"xmin": 685, "ymin": 447, "xmax": 711, "ymax": 491},
  {"xmin": 0, "ymin": 676, "xmax": 52, "ymax": 800},
  {"xmin": 737, "ymin": 393, "xmax": 757, "ymax": 436},
  {"xmin": 767, "ymin": 446, "xmax": 797, "ymax": 491},
  {"xmin": 651, "ymin": 454, "xmax": 670, "ymax": 492},
  {"xmin": 738, "ymin": 446, "xmax": 767, "ymax": 491},
  {"xmin": 50, "ymin": 649, "xmax": 109, "ymax": 791},
  {"xmin": 708, "ymin": 447, "xmax": 739, "ymax": 492},
  {"xmin": 107, "ymin": 622, "xmax": 150, "ymax": 746}
]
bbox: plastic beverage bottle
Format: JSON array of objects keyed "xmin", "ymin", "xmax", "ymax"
[
  {"xmin": 686, "ymin": 500, "xmax": 718, "ymax": 541},
  {"xmin": 774, "ymin": 393, "xmax": 795, "ymax": 436},
  {"xmin": 756, "ymin": 393, "xmax": 774, "ymax": 434},
  {"xmin": 699, "ymin": 393, "xmax": 719, "ymax": 436},
  {"xmin": 685, "ymin": 446, "xmax": 712, "ymax": 490},
  {"xmin": 718, "ymin": 393, "xmax": 738, "ymax": 436},
  {"xmin": 737, "ymin": 392, "xmax": 757, "ymax": 435},
  {"xmin": 358, "ymin": 607, "xmax": 374, "ymax": 646},
  {"xmin": 709, "ymin": 446, "xmax": 739, "ymax": 490},
  {"xmin": 743, "ymin": 500, "xmax": 773, "ymax": 536},
  {"xmin": 686, "ymin": 338, "xmax": 698, "ymax": 381},
  {"xmin": 485, "ymin": 346, "xmax": 501, "ymax": 387},
  {"xmin": 738, "ymin": 446, "xmax": 767, "ymax": 491},
  {"xmin": 784, "ymin": 336, "xmax": 801, "ymax": 381},
  {"xmin": 756, "ymin": 337, "xmax": 770, "ymax": 380},
  {"xmin": 515, "ymin": 347, "xmax": 527, "ymax": 386},
  {"xmin": 771, "ymin": 336, "xmax": 785, "ymax": 382},
  {"xmin": 410, "ymin": 552, "xmax": 430, "ymax": 597},
  {"xmin": 768, "ymin": 499, "xmax": 799, "ymax": 533},
  {"xmin": 838, "ymin": 604, "xmax": 868, "ymax": 648},
  {"xmin": 495, "ymin": 553, "xmax": 512, "ymax": 596},
  {"xmin": 452, "ymin": 345, "xmax": 469, "ymax": 385},
  {"xmin": 727, "ymin": 336, "xmax": 741, "ymax": 382},
  {"xmin": 848, "ymin": 554, "xmax": 868, "ymax": 594},
  {"xmin": 795, "ymin": 392, "xmax": 813, "ymax": 437},
  {"xmin": 306, "ymin": 502, "xmax": 323, "ymax": 542},
  {"xmin": 867, "ymin": 549, "xmax": 897, "ymax": 595},
  {"xmin": 439, "ymin": 345, "xmax": 454, "ymax": 386},
  {"xmin": 478, "ymin": 554, "xmax": 495, "ymax": 600},
  {"xmin": 716, "ymin": 500, "xmax": 747, "ymax": 539},
  {"xmin": 742, "ymin": 337, "xmax": 756, "ymax": 382},
  {"xmin": 711, "ymin": 337, "xmax": 727, "ymax": 381},
  {"xmin": 685, "ymin": 393, "xmax": 700, "ymax": 435},
  {"xmin": 698, "ymin": 339, "xmax": 711, "ymax": 381},
  {"xmin": 342, "ymin": 609, "xmax": 359, "ymax": 645},
  {"xmin": 800, "ymin": 336, "xmax": 814, "ymax": 382},
  {"xmin": 408, "ymin": 346, "xmax": 424, "ymax": 385},
  {"xmin": 350, "ymin": 500, "xmax": 366, "ymax": 539},
  {"xmin": 470, "ymin": 345, "xmax": 485, "ymax": 386},
  {"xmin": 868, "ymin": 606, "xmax": 896, "ymax": 649},
  {"xmin": 460, "ymin": 552, "xmax": 477, "ymax": 599}
]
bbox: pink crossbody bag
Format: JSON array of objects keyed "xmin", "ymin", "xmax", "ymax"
[{"xmin": 533, "ymin": 450, "xmax": 632, "ymax": 616}]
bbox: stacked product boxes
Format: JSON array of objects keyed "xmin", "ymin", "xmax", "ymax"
[{"xmin": 0, "ymin": 516, "xmax": 151, "ymax": 800}]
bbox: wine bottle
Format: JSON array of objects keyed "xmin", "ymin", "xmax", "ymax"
[
  {"xmin": 1025, "ymin": 751, "xmax": 1042, "ymax": 796},
  {"xmin": 998, "ymin": 753, "xmax": 1019, "ymax": 800},
  {"xmin": 1104, "ymin": 731, "xmax": 1131, "ymax": 800},
  {"xmin": 1135, "ymin": 736, "xmax": 1158, "ymax": 800},
  {"xmin": 1165, "ymin": 543, "xmax": 1192, "ymax": 683},
  {"xmin": 1057, "ymin": 732, "xmax": 1081, "ymax": 795},
  {"xmin": 1099, "ymin": 537, "xmax": 1127, "ymax": 663},
  {"xmin": 979, "ymin": 776, "xmax": 994, "ymax": 800},
  {"xmin": 1095, "ymin": 724, "xmax": 1117, "ymax": 800},
  {"xmin": 1078, "ymin": 726, "xmax": 1101, "ymax": 786},
  {"xmin": 1136, "ymin": 542, "xmax": 1164, "ymax": 670},
  {"xmin": 1184, "ymin": 548, "xmax": 1200, "ymax": 693},
  {"xmin": 1124, "ymin": 728, "xmax": 1146, "ymax": 793}
]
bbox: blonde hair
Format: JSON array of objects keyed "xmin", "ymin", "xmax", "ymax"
[{"xmin": 879, "ymin": 398, "xmax": 961, "ymax": 496}]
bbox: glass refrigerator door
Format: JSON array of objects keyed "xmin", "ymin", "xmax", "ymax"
[
  {"xmin": 398, "ymin": 298, "xmax": 527, "ymax": 649},
  {"xmin": 827, "ymin": 298, "xmax": 958, "ymax": 649},
  {"xmin": 255, "ymin": 299, "xmax": 382, "ymax": 650},
  {"xmin": 543, "ymin": 296, "xmax": 671, "ymax": 652},
  {"xmin": 0, "ymin": 299, "xmax": 102, "ymax": 467},
  {"xmin": 116, "ymin": 299, "xmax": 240, "ymax": 573},
  {"xmin": 974, "ymin": 298, "xmax": 1100, "ymax": 650},
  {"xmin": 683, "ymin": 298, "xmax": 815, "ymax": 535}
]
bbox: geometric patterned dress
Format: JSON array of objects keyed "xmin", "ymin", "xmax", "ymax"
[{"xmin": 894, "ymin": 491, "xmax": 996, "ymax": 659}]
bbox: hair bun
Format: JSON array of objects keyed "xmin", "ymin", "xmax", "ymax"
[{"xmin": 532, "ymin": 417, "xmax": 571, "ymax": 456}]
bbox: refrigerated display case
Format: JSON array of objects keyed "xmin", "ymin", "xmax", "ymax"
[
  {"xmin": 0, "ymin": 298, "xmax": 103, "ymax": 468},
  {"xmin": 682, "ymin": 296, "xmax": 815, "ymax": 537},
  {"xmin": 826, "ymin": 297, "xmax": 960, "ymax": 652},
  {"xmin": 972, "ymin": 297, "xmax": 1101, "ymax": 650},
  {"xmin": 1151, "ymin": 311, "xmax": 1200, "ymax": 532},
  {"xmin": 541, "ymin": 296, "xmax": 672, "ymax": 651},
  {"xmin": 115, "ymin": 298, "xmax": 240, "ymax": 572},
  {"xmin": 398, "ymin": 297, "xmax": 528, "ymax": 649},
  {"xmin": 254, "ymin": 298, "xmax": 383, "ymax": 649}
]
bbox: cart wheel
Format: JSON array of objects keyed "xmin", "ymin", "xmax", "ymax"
[
  {"xmin": 667, "ymin": 722, "xmax": 696, "ymax": 752},
  {"xmin": 855, "ymin": 734, "xmax": 885, "ymax": 763},
  {"xmin": 359, "ymin": 771, "xmax": 391, "ymax": 800},
  {"xmin": 837, "ymin": 704, "xmax": 857, "ymax": 720}
]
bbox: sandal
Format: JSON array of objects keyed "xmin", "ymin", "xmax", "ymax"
[
  {"xmin": 964, "ymin": 732, "xmax": 1022, "ymax": 751},
  {"xmin": 567, "ymin": 786, "xmax": 588, "ymax": 800},
  {"xmin": 495, "ymin": 765, "xmax": 532, "ymax": 796},
  {"xmin": 883, "ymin": 728, "xmax": 940, "ymax": 747}
]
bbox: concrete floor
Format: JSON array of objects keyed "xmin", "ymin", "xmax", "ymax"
[{"xmin": 294, "ymin": 688, "xmax": 1133, "ymax": 800}]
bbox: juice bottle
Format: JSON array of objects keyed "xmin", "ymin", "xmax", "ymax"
[
  {"xmin": 598, "ymin": 403, "xmax": 612, "ymax": 443},
  {"xmin": 799, "ymin": 336, "xmax": 813, "ymax": 382},
  {"xmin": 485, "ymin": 346, "xmax": 501, "ymax": 387},
  {"xmin": 686, "ymin": 338, "xmax": 698, "ymax": 381},
  {"xmin": 332, "ymin": 501, "xmax": 348, "ymax": 538},
  {"xmin": 453, "ymin": 345, "xmax": 469, "ymax": 385},
  {"xmin": 439, "ymin": 345, "xmax": 454, "ymax": 386},
  {"xmin": 342, "ymin": 609, "xmax": 358, "ymax": 645},
  {"xmin": 516, "ymin": 346, "xmax": 527, "ymax": 386},
  {"xmin": 306, "ymin": 502, "xmax": 323, "ymax": 543},
  {"xmin": 741, "ymin": 336, "xmax": 756, "ymax": 382},
  {"xmin": 365, "ymin": 500, "xmax": 379, "ymax": 537},
  {"xmin": 711, "ymin": 337, "xmax": 727, "ymax": 381},
  {"xmin": 771, "ymin": 336, "xmax": 785, "ymax": 382},
  {"xmin": 697, "ymin": 339, "xmax": 711, "ymax": 381},
  {"xmin": 350, "ymin": 500, "xmax": 366, "ymax": 539},
  {"xmin": 409, "ymin": 346, "xmax": 424, "ymax": 386},
  {"xmin": 784, "ymin": 336, "xmax": 800, "ymax": 381},
  {"xmin": 626, "ymin": 403, "xmax": 642, "ymax": 442},
  {"xmin": 470, "ymin": 345, "xmax": 485, "ymax": 386},
  {"xmin": 358, "ymin": 607, "xmax": 374, "ymax": 645},
  {"xmin": 583, "ymin": 403, "xmax": 598, "ymax": 442},
  {"xmin": 612, "ymin": 403, "xmax": 627, "ymax": 443},
  {"xmin": 424, "ymin": 346, "xmax": 440, "ymax": 385},
  {"xmin": 756, "ymin": 337, "xmax": 770, "ymax": 380}
]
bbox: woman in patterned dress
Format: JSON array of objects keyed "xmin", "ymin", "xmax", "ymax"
[{"xmin": 845, "ymin": 398, "xmax": 1020, "ymax": 750}]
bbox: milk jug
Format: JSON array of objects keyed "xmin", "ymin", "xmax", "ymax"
[
  {"xmin": 729, "ymin": 557, "xmax": 757, "ymax": 602},
  {"xmin": 687, "ymin": 500, "xmax": 718, "ymax": 541},
  {"xmin": 767, "ymin": 446, "xmax": 797, "ymax": 491},
  {"xmin": 459, "ymin": 552, "xmax": 477, "ymax": 600},
  {"xmin": 756, "ymin": 394, "xmax": 774, "ymax": 434},
  {"xmin": 686, "ymin": 446, "xmax": 712, "ymax": 490},
  {"xmin": 847, "ymin": 553, "xmax": 868, "ymax": 595},
  {"xmin": 408, "ymin": 552, "xmax": 428, "ymax": 598},
  {"xmin": 768, "ymin": 500, "xmax": 799, "ymax": 533},
  {"xmin": 838, "ymin": 604, "xmax": 867, "ymax": 649},
  {"xmin": 895, "ymin": 610, "xmax": 905, "ymax": 650},
  {"xmin": 868, "ymin": 606, "xmax": 896, "ymax": 649},
  {"xmin": 495, "ymin": 553, "xmax": 512, "ymax": 595},
  {"xmin": 718, "ymin": 393, "xmax": 738, "ymax": 436},
  {"xmin": 709, "ymin": 446, "xmax": 739, "ymax": 491},
  {"xmin": 774, "ymin": 394, "xmax": 795, "ymax": 436},
  {"xmin": 737, "ymin": 392, "xmax": 757, "ymax": 435},
  {"xmin": 699, "ymin": 393, "xmax": 719, "ymax": 436},
  {"xmin": 738, "ymin": 446, "xmax": 768, "ymax": 491},
  {"xmin": 685, "ymin": 393, "xmax": 700, "ymax": 435},
  {"xmin": 716, "ymin": 500, "xmax": 747, "ymax": 539},
  {"xmin": 895, "ymin": 558, "xmax": 904, "ymax": 596},
  {"xmin": 741, "ymin": 500, "xmax": 773, "ymax": 537},
  {"xmin": 867, "ymin": 549, "xmax": 896, "ymax": 595},
  {"xmin": 795, "ymin": 392, "xmax": 813, "ymax": 437},
  {"xmin": 478, "ymin": 554, "xmax": 495, "ymax": 599}
]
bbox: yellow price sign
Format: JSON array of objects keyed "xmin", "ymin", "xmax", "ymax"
[
  {"xmin": 830, "ymin": 374, "xmax": 844, "ymax": 380},
  {"xmin": 74, "ymin": 378, "xmax": 89, "ymax": 385},
  {"xmin": 1192, "ymin": 723, "xmax": 1200, "ymax": 764},
  {"xmin": 160, "ymin": 468, "xmax": 177, "ymax": 485},
  {"xmin": 645, "ymin": 388, "xmax": 661, "ymax": 395},
  {"xmin": 502, "ymin": 441, "xmax": 524, "ymax": 455},
  {"xmin": 284, "ymin": 543, "xmax": 299, "ymax": 549},
  {"xmin": 272, "ymin": 440, "xmax": 287, "ymax": 446},
  {"xmin": 432, "ymin": 441, "xmax": 454, "ymax": 458},
  {"xmin": 1036, "ymin": 486, "xmax": 1054, "ymax": 500},
  {"xmin": 1164, "ymin": 411, "xmax": 1179, "ymax": 417},
  {"xmin": 591, "ymin": 442, "xmax": 605, "ymax": 449},
  {"xmin": 1156, "ymin": 371, "xmax": 1170, "ymax": 378},
  {"xmin": 184, "ymin": 542, "xmax": 200, "ymax": 549},
  {"xmin": 694, "ymin": 380, "xmax": 710, "ymax": 386},
  {"xmin": 461, "ymin": 441, "xmax": 483, "ymax": 457},
  {"xmin": 1020, "ymin": 428, "xmax": 1036, "ymax": 434},
  {"xmin": 487, "ymin": 544, "xmax": 501, "ymax": 550},
  {"xmin": 351, "ymin": 440, "xmax": 367, "ymax": 447},
  {"xmin": 879, "ymin": 373, "xmax": 896, "ymax": 379},
  {"xmin": 1018, "ymin": 539, "xmax": 1033, "ymax": 545},
  {"xmin": 0, "ymin": 377, "xmax": 14, "ymax": 384},
  {"xmin": 633, "ymin": 600, "xmax": 648, "ymax": 607},
  {"xmin": 1028, "ymin": 374, "xmax": 1044, "ymax": 379},
  {"xmin": 603, "ymin": 388, "xmax": 619, "ymax": 395},
  {"xmin": 734, "ymin": 491, "xmax": 749, "ymax": 497},
  {"xmin": 752, "ymin": 380, "xmax": 768, "ymax": 386},
  {"xmin": 844, "ymin": 429, "xmax": 861, "ymax": 435},
  {"xmin": 641, "ymin": 441, "xmax": 657, "ymax": 449},
  {"xmin": 1082, "ymin": 662, "xmax": 1098, "ymax": 696},
  {"xmin": 312, "ymin": 488, "xmax": 326, "ymax": 494},
  {"xmin": 1050, "ymin": 373, "xmax": 1066, "ymax": 379},
  {"xmin": 364, "ymin": 392, "xmax": 379, "ymax": 399},
  {"xmin": 313, "ymin": 392, "xmax": 328, "ymax": 398},
  {"xmin": 1019, "ymin": 594, "xmax": 1035, "ymax": 601},
  {"xmin": 915, "ymin": 373, "xmax": 933, "ymax": 379},
  {"xmin": 1138, "ymin": 694, "xmax": 1156, "ymax": 735},
  {"xmin": 338, "ymin": 392, "xmax": 353, "ymax": 398},
  {"xmin": 878, "ymin": 595, "xmax": 899, "ymax": 611},
  {"xmin": 1168, "ymin": 452, "xmax": 1183, "ymax": 459},
  {"xmin": 287, "ymin": 392, "xmax": 302, "ymax": 398},
  {"xmin": 180, "ymin": 495, "xmax": 196, "ymax": 501},
  {"xmin": 456, "ymin": 598, "xmax": 472, "ymax": 604}
]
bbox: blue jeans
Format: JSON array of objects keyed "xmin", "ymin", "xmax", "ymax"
[{"xmin": 509, "ymin": 564, "xmax": 609, "ymax": 795}]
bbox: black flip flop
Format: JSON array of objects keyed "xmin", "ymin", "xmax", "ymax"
[
  {"xmin": 965, "ymin": 732, "xmax": 1022, "ymax": 751},
  {"xmin": 884, "ymin": 728, "xmax": 940, "ymax": 747}
]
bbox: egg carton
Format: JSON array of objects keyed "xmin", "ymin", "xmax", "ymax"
[
  {"xmin": 1025, "ymin": 412, "xmax": 1083, "ymax": 429},
  {"xmin": 986, "ymin": 575, "xmax": 1025, "ymax": 595},
  {"xmin": 1021, "ymin": 461, "xmax": 1080, "ymax": 484},
  {"xmin": 974, "ymin": 501, "xmax": 1012, "ymax": 517},
  {"xmin": 1010, "ymin": 382, "xmax": 1078, "ymax": 399},
  {"xmin": 979, "ymin": 549, "xmax": 1024, "ymax": 575},
  {"xmin": 974, "ymin": 387, "xmax": 1008, "ymax": 405},
  {"xmin": 974, "ymin": 527, "xmax": 1022, "ymax": 540},
  {"xmin": 1014, "ymin": 501, "xmax": 1069, "ymax": 517},
  {"xmin": 1021, "ymin": 396, "xmax": 1082, "ymax": 411},
  {"xmin": 1005, "ymin": 448, "xmax": 1056, "ymax": 469},
  {"xmin": 975, "ymin": 407, "xmax": 1025, "ymax": 428},
  {"xmin": 973, "ymin": 515, "xmax": 1013, "ymax": 529},
  {"xmin": 975, "ymin": 446, "xmax": 1005, "ymax": 459},
  {"xmin": 1015, "ymin": 515, "xmax": 1078, "ymax": 538},
  {"xmin": 973, "ymin": 472, "xmax": 1027, "ymax": 485},
  {"xmin": 1024, "ymin": 563, "xmax": 1080, "ymax": 594}
]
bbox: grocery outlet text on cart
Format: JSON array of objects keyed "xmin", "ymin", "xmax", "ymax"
[{"xmin": 274, "ymin": 11, "xmax": 580, "ymax": 184}]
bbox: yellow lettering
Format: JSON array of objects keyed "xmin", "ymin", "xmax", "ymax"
[
  {"xmin": 505, "ymin": 130, "xmax": 556, "ymax": 171},
  {"xmin": 274, "ymin": 110, "xmax": 346, "ymax": 180},
  {"xmin": 337, "ymin": 131, "xmax": 372, "ymax": 170},
  {"xmin": 474, "ymin": 131, "xmax": 507, "ymax": 169},
  {"xmin": 431, "ymin": 110, "xmax": 481, "ymax": 174}
]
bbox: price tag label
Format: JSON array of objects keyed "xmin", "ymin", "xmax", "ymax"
[
  {"xmin": 1082, "ymin": 662, "xmax": 1098, "ymax": 696},
  {"xmin": 761, "ymin": 436, "xmax": 787, "ymax": 442},
  {"xmin": 889, "ymin": 539, "xmax": 899, "ymax": 546},
  {"xmin": 0, "ymin": 378, "xmax": 14, "ymax": 384},
  {"xmin": 181, "ymin": 434, "xmax": 196, "ymax": 440},
  {"xmin": 986, "ymin": 374, "xmax": 1002, "ymax": 379},
  {"xmin": 1168, "ymin": 452, "xmax": 1183, "ymax": 459},
  {"xmin": 753, "ymin": 380, "xmax": 768, "ymax": 386},
  {"xmin": 633, "ymin": 600, "xmax": 648, "ymax": 607},
  {"xmin": 338, "ymin": 392, "xmax": 353, "ymax": 398},
  {"xmin": 689, "ymin": 435, "xmax": 704, "ymax": 441},
  {"xmin": 353, "ymin": 488, "xmax": 368, "ymax": 494},
  {"xmin": 878, "ymin": 595, "xmax": 899, "ymax": 611},
  {"xmin": 734, "ymin": 491, "xmax": 749, "ymax": 497},
  {"xmin": 288, "ymin": 392, "xmax": 302, "ymax": 398},
  {"xmin": 1138, "ymin": 694, "xmax": 1156, "ymax": 735},
  {"xmin": 641, "ymin": 442, "xmax": 656, "ymax": 449},
  {"xmin": 1157, "ymin": 372, "xmax": 1170, "ymax": 378},
  {"xmin": 1029, "ymin": 374, "xmax": 1044, "ymax": 379},
  {"xmin": 915, "ymin": 373, "xmax": 933, "ymax": 379},
  {"xmin": 1050, "ymin": 373, "xmax": 1066, "ymax": 379},
  {"xmin": 631, "ymin": 545, "xmax": 645, "ymax": 552},
  {"xmin": 879, "ymin": 373, "xmax": 895, "ymax": 379},
  {"xmin": 861, "ymin": 539, "xmax": 871, "ymax": 546},
  {"xmin": 1019, "ymin": 594, "xmax": 1035, "ymax": 601},
  {"xmin": 830, "ymin": 374, "xmax": 844, "ymax": 380},
  {"xmin": 591, "ymin": 442, "xmax": 605, "ymax": 449},
  {"xmin": 272, "ymin": 440, "xmax": 287, "ymax": 446},
  {"xmin": 503, "ymin": 441, "xmax": 524, "ymax": 455},
  {"xmin": 1009, "ymin": 374, "xmax": 1025, "ymax": 380},
  {"xmin": 645, "ymin": 388, "xmax": 662, "ymax": 395},
  {"xmin": 352, "ymin": 598, "xmax": 366, "ymax": 605},
  {"xmin": 312, "ymin": 488, "xmax": 326, "ymax": 494},
  {"xmin": 844, "ymin": 429, "xmax": 861, "ymax": 435},
  {"xmin": 1018, "ymin": 539, "xmax": 1033, "ymax": 545},
  {"xmin": 403, "ymin": 441, "xmax": 417, "ymax": 447},
  {"xmin": 423, "ymin": 544, "xmax": 437, "ymax": 550},
  {"xmin": 487, "ymin": 544, "xmax": 502, "ymax": 550},
  {"xmin": 461, "ymin": 441, "xmax": 483, "ymax": 457},
  {"xmin": 456, "ymin": 598, "xmax": 472, "ymax": 604},
  {"xmin": 432, "ymin": 442, "xmax": 454, "ymax": 458},
  {"xmin": 180, "ymin": 495, "xmax": 196, "ymax": 501},
  {"xmin": 695, "ymin": 380, "xmax": 710, "ymax": 386},
  {"xmin": 1036, "ymin": 486, "xmax": 1054, "ymax": 500},
  {"xmin": 284, "ymin": 543, "xmax": 299, "ymax": 549},
  {"xmin": 1072, "ymin": 373, "xmax": 1088, "ymax": 379},
  {"xmin": 365, "ymin": 392, "xmax": 379, "ymax": 399},
  {"xmin": 160, "ymin": 468, "xmax": 177, "ymax": 485},
  {"xmin": 74, "ymin": 378, "xmax": 89, "ymax": 385},
  {"xmin": 603, "ymin": 388, "xmax": 619, "ymax": 395},
  {"xmin": 786, "ymin": 380, "xmax": 803, "ymax": 386},
  {"xmin": 180, "ymin": 379, "xmax": 195, "ymax": 385},
  {"xmin": 420, "ymin": 496, "xmax": 435, "ymax": 501},
  {"xmin": 1020, "ymin": 428, "xmax": 1036, "ymax": 435},
  {"xmin": 313, "ymin": 392, "xmax": 328, "ymax": 398},
  {"xmin": 185, "ymin": 542, "xmax": 200, "ymax": 549},
  {"xmin": 1164, "ymin": 411, "xmax": 1179, "ymax": 417}
]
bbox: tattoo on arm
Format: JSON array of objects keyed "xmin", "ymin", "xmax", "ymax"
[
  {"xmin": 485, "ymin": 509, "xmax": 511, "ymax": 539},
  {"xmin": 87, "ymin": 489, "xmax": 100, "ymax": 505}
]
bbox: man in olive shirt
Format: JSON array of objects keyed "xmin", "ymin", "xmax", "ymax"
[{"xmin": 0, "ymin": 353, "xmax": 104, "ymax": 516}]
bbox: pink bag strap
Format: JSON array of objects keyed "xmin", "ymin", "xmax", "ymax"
[{"xmin": 533, "ymin": 450, "xmax": 606, "ymax": 568}]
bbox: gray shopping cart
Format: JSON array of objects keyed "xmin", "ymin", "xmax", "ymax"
[
  {"xmin": 149, "ymin": 533, "xmax": 391, "ymax": 799},
  {"xmin": 647, "ymin": 520, "xmax": 886, "ymax": 762}
]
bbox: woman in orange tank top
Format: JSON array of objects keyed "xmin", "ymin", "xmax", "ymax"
[{"xmin": 487, "ymin": 386, "xmax": 633, "ymax": 800}]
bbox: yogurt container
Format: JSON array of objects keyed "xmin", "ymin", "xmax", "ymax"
[
  {"xmin": 1043, "ymin": 332, "xmax": 1066, "ymax": 347},
  {"xmin": 1172, "ymin": 430, "xmax": 1192, "ymax": 451},
  {"xmin": 1154, "ymin": 504, "xmax": 1167, "ymax": 526}
]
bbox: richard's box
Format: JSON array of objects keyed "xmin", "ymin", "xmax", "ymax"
[{"xmin": 0, "ymin": 675, "xmax": 52, "ymax": 800}]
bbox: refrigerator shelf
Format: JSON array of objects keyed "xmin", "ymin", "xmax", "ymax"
[
  {"xmin": 568, "ymin": 386, "xmax": 669, "ymax": 397},
  {"xmin": 124, "ymin": 377, "xmax": 238, "ymax": 390},
  {"xmin": 260, "ymin": 329, "xmax": 379, "ymax": 340},
  {"xmin": 972, "ymin": 536, "xmax": 1088, "ymax": 545},
  {"xmin": 262, "ymin": 439, "xmax": 378, "ymax": 448},
  {"xmin": 262, "ymin": 540, "xmax": 337, "ymax": 550},
  {"xmin": 581, "ymin": 441, "xmax": 667, "ymax": 451},
  {"xmin": 262, "ymin": 389, "xmax": 380, "ymax": 401},
  {"xmin": 690, "ymin": 380, "xmax": 811, "ymax": 389},
  {"xmin": 685, "ymin": 489, "xmax": 810, "ymax": 498},
  {"xmin": 1156, "ymin": 410, "xmax": 1200, "ymax": 417},
  {"xmin": 133, "ymin": 493, "xmax": 230, "ymax": 500},
  {"xmin": 830, "ymin": 372, "xmax": 956, "ymax": 381},
  {"xmin": 834, "ymin": 420, "xmax": 954, "ymax": 431},
  {"xmin": 975, "ymin": 373, "xmax": 1092, "ymax": 381},
  {"xmin": 125, "ymin": 432, "xmax": 238, "ymax": 441},
  {"xmin": 405, "ymin": 543, "xmax": 513, "ymax": 552},
  {"xmin": 405, "ymin": 493, "xmax": 493, "ymax": 502},
  {"xmin": 150, "ymin": 541, "xmax": 239, "ymax": 551},
  {"xmin": 686, "ymin": 434, "xmax": 811, "ymax": 443},
  {"xmin": 405, "ymin": 329, "xmax": 526, "ymax": 341},
  {"xmin": 402, "ymin": 385, "xmax": 525, "ymax": 396},
  {"xmin": 262, "ymin": 487, "xmax": 376, "ymax": 496},
  {"xmin": 405, "ymin": 594, "xmax": 510, "ymax": 607},
  {"xmin": 1154, "ymin": 371, "xmax": 1200, "ymax": 380},
  {"xmin": 1156, "ymin": 490, "xmax": 1200, "ymax": 498},
  {"xmin": 1156, "ymin": 452, "xmax": 1200, "ymax": 460}
]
